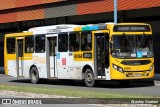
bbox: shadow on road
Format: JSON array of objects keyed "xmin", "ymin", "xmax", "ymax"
[
  {"xmin": 0, "ymin": 67, "xmax": 4, "ymax": 74},
  {"xmin": 8, "ymin": 78, "xmax": 155, "ymax": 89}
]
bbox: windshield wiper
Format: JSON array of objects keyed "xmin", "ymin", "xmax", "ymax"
[
  {"xmin": 137, "ymin": 33, "xmax": 145, "ymax": 51},
  {"xmin": 123, "ymin": 33, "xmax": 134, "ymax": 50}
]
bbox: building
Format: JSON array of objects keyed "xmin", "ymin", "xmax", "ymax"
[{"xmin": 0, "ymin": 0, "xmax": 159, "ymax": 73}]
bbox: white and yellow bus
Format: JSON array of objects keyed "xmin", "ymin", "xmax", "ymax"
[{"xmin": 4, "ymin": 23, "xmax": 154, "ymax": 87}]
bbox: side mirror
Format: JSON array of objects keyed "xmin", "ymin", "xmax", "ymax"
[{"xmin": 110, "ymin": 41, "xmax": 114, "ymax": 55}]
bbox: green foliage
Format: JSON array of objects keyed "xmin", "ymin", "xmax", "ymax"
[{"xmin": 0, "ymin": 84, "xmax": 158, "ymax": 98}]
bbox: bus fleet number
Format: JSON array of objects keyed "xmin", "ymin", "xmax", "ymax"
[{"xmin": 74, "ymin": 54, "xmax": 82, "ymax": 59}]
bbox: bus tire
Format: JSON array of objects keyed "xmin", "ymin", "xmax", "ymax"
[
  {"xmin": 84, "ymin": 69, "xmax": 95, "ymax": 87},
  {"xmin": 30, "ymin": 67, "xmax": 39, "ymax": 84},
  {"xmin": 118, "ymin": 80, "xmax": 130, "ymax": 87}
]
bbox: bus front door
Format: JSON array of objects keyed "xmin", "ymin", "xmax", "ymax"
[
  {"xmin": 16, "ymin": 39, "xmax": 24, "ymax": 77},
  {"xmin": 48, "ymin": 37, "xmax": 57, "ymax": 78},
  {"xmin": 94, "ymin": 33, "xmax": 109, "ymax": 79}
]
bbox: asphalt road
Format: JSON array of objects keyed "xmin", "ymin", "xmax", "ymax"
[{"xmin": 0, "ymin": 74, "xmax": 160, "ymax": 97}]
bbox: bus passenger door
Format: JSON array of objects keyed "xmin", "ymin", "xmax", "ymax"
[
  {"xmin": 94, "ymin": 33, "xmax": 109, "ymax": 79},
  {"xmin": 16, "ymin": 39, "xmax": 24, "ymax": 77},
  {"xmin": 48, "ymin": 37, "xmax": 57, "ymax": 78}
]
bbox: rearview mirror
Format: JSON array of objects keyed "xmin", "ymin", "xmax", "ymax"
[
  {"xmin": 110, "ymin": 41, "xmax": 113, "ymax": 50},
  {"xmin": 110, "ymin": 41, "xmax": 113, "ymax": 54}
]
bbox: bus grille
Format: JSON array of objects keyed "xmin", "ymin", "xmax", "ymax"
[{"xmin": 121, "ymin": 60, "xmax": 151, "ymax": 65}]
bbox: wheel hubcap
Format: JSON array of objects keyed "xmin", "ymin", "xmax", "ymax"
[{"xmin": 86, "ymin": 73, "xmax": 93, "ymax": 83}]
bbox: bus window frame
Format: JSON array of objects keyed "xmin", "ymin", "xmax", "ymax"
[
  {"xmin": 24, "ymin": 36, "xmax": 34, "ymax": 53},
  {"xmin": 35, "ymin": 34, "xmax": 45, "ymax": 53},
  {"xmin": 69, "ymin": 32, "xmax": 80, "ymax": 52},
  {"xmin": 58, "ymin": 32, "xmax": 69, "ymax": 52},
  {"xmin": 6, "ymin": 37, "xmax": 16, "ymax": 54},
  {"xmin": 81, "ymin": 31, "xmax": 92, "ymax": 52},
  {"xmin": 111, "ymin": 34, "xmax": 153, "ymax": 59}
]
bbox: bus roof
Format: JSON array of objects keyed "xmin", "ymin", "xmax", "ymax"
[
  {"xmin": 28, "ymin": 24, "xmax": 81, "ymax": 35},
  {"xmin": 28, "ymin": 23, "xmax": 150, "ymax": 34},
  {"xmin": 73, "ymin": 22, "xmax": 150, "ymax": 31},
  {"xmin": 5, "ymin": 32, "xmax": 33, "ymax": 37},
  {"xmin": 115, "ymin": 23, "xmax": 149, "ymax": 25},
  {"xmin": 28, "ymin": 24, "xmax": 80, "ymax": 31}
]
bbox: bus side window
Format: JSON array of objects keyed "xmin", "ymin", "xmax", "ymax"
[
  {"xmin": 69, "ymin": 32, "xmax": 80, "ymax": 52},
  {"xmin": 81, "ymin": 31, "xmax": 92, "ymax": 51},
  {"xmin": 7, "ymin": 38, "xmax": 15, "ymax": 54},
  {"xmin": 35, "ymin": 35, "xmax": 45, "ymax": 53},
  {"xmin": 58, "ymin": 33, "xmax": 68, "ymax": 52},
  {"xmin": 25, "ymin": 36, "xmax": 34, "ymax": 53}
]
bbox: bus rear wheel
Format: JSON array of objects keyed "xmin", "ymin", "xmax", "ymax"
[
  {"xmin": 84, "ymin": 69, "xmax": 95, "ymax": 87},
  {"xmin": 30, "ymin": 67, "xmax": 39, "ymax": 84}
]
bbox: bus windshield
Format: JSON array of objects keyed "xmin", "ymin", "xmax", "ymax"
[{"xmin": 112, "ymin": 34, "xmax": 153, "ymax": 58}]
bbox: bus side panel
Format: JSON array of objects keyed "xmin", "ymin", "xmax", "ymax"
[
  {"xmin": 67, "ymin": 52, "xmax": 83, "ymax": 79},
  {"xmin": 68, "ymin": 51, "xmax": 94, "ymax": 80},
  {"xmin": 23, "ymin": 60, "xmax": 33, "ymax": 78},
  {"xmin": 8, "ymin": 59, "xmax": 17, "ymax": 77},
  {"xmin": 57, "ymin": 53, "xmax": 94, "ymax": 80},
  {"xmin": 57, "ymin": 53, "xmax": 70, "ymax": 79},
  {"xmin": 57, "ymin": 52, "xmax": 94, "ymax": 80},
  {"xmin": 68, "ymin": 61, "xmax": 83, "ymax": 80},
  {"xmin": 32, "ymin": 53, "xmax": 47, "ymax": 79},
  {"xmin": 69, "ymin": 61, "xmax": 94, "ymax": 80}
]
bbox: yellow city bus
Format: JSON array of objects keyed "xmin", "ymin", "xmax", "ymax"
[{"xmin": 4, "ymin": 23, "xmax": 154, "ymax": 87}]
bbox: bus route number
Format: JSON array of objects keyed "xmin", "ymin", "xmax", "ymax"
[{"xmin": 74, "ymin": 54, "xmax": 82, "ymax": 59}]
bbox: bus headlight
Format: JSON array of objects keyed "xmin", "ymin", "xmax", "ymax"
[
  {"xmin": 118, "ymin": 68, "xmax": 123, "ymax": 72},
  {"xmin": 149, "ymin": 64, "xmax": 154, "ymax": 72},
  {"xmin": 112, "ymin": 64, "xmax": 123, "ymax": 73},
  {"xmin": 113, "ymin": 64, "xmax": 117, "ymax": 69}
]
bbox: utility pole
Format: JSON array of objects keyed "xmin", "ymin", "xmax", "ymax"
[{"xmin": 114, "ymin": 0, "xmax": 117, "ymax": 24}]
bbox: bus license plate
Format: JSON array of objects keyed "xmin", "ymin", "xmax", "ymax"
[{"xmin": 134, "ymin": 73, "xmax": 141, "ymax": 77}]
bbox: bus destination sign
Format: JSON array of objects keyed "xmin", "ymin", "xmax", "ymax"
[{"xmin": 113, "ymin": 25, "xmax": 151, "ymax": 32}]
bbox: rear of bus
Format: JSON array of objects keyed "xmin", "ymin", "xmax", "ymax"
[
  {"xmin": 4, "ymin": 32, "xmax": 33, "ymax": 77},
  {"xmin": 109, "ymin": 23, "xmax": 154, "ymax": 84}
]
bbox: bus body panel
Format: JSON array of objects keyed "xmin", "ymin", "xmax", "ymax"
[
  {"xmin": 56, "ymin": 52, "xmax": 94, "ymax": 79},
  {"xmin": 32, "ymin": 53, "xmax": 48, "ymax": 78},
  {"xmin": 8, "ymin": 60, "xmax": 17, "ymax": 77}
]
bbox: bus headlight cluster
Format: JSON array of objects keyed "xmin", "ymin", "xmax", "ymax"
[
  {"xmin": 149, "ymin": 64, "xmax": 154, "ymax": 72},
  {"xmin": 112, "ymin": 64, "xmax": 123, "ymax": 73}
]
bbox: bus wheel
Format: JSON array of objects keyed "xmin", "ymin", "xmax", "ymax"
[
  {"xmin": 84, "ymin": 69, "xmax": 95, "ymax": 87},
  {"xmin": 30, "ymin": 67, "xmax": 39, "ymax": 84},
  {"xmin": 118, "ymin": 80, "xmax": 130, "ymax": 87}
]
